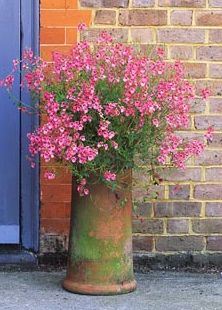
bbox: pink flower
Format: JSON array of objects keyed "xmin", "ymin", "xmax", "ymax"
[
  {"xmin": 98, "ymin": 120, "xmax": 116, "ymax": 140},
  {"xmin": 201, "ymin": 88, "xmax": 210, "ymax": 99},
  {"xmin": 13, "ymin": 59, "xmax": 20, "ymax": 69},
  {"xmin": 44, "ymin": 171, "xmax": 56, "ymax": 180},
  {"xmin": 104, "ymin": 171, "xmax": 116, "ymax": 181},
  {"xmin": 3, "ymin": 75, "xmax": 14, "ymax": 88},
  {"xmin": 2, "ymin": 30, "xmax": 208, "ymax": 196},
  {"xmin": 105, "ymin": 103, "xmax": 120, "ymax": 117},
  {"xmin": 77, "ymin": 23, "xmax": 87, "ymax": 32},
  {"xmin": 23, "ymin": 48, "xmax": 34, "ymax": 60},
  {"xmin": 152, "ymin": 119, "xmax": 160, "ymax": 127},
  {"xmin": 204, "ymin": 126, "xmax": 214, "ymax": 142},
  {"xmin": 80, "ymin": 178, "xmax": 86, "ymax": 185},
  {"xmin": 83, "ymin": 188, "xmax": 89, "ymax": 195},
  {"xmin": 97, "ymin": 142, "xmax": 108, "ymax": 150},
  {"xmin": 77, "ymin": 178, "xmax": 89, "ymax": 196},
  {"xmin": 111, "ymin": 141, "xmax": 118, "ymax": 149},
  {"xmin": 97, "ymin": 31, "xmax": 113, "ymax": 43},
  {"xmin": 185, "ymin": 140, "xmax": 205, "ymax": 156},
  {"xmin": 157, "ymin": 47, "xmax": 165, "ymax": 58},
  {"xmin": 18, "ymin": 106, "xmax": 28, "ymax": 112}
]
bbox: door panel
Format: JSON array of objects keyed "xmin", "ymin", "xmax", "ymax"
[{"xmin": 0, "ymin": 1, "xmax": 21, "ymax": 243}]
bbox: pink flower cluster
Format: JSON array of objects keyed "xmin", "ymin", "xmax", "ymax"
[
  {"xmin": 77, "ymin": 178, "xmax": 89, "ymax": 196},
  {"xmin": 104, "ymin": 171, "xmax": 116, "ymax": 181},
  {"xmin": 1, "ymin": 27, "xmax": 211, "ymax": 196}
]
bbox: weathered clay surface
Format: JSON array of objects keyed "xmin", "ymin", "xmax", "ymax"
[{"xmin": 63, "ymin": 171, "xmax": 136, "ymax": 295}]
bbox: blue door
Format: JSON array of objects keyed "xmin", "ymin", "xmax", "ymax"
[{"xmin": 0, "ymin": 1, "xmax": 21, "ymax": 243}]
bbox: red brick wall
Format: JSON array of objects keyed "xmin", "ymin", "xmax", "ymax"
[
  {"xmin": 40, "ymin": 0, "xmax": 222, "ymax": 256},
  {"xmin": 40, "ymin": 0, "xmax": 92, "ymax": 252}
]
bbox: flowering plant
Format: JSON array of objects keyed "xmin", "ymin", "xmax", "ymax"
[{"xmin": 1, "ymin": 26, "xmax": 212, "ymax": 196}]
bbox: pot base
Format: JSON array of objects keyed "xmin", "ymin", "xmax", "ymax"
[{"xmin": 62, "ymin": 278, "xmax": 137, "ymax": 295}]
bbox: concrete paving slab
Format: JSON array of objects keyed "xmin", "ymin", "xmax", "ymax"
[{"xmin": 0, "ymin": 271, "xmax": 222, "ymax": 310}]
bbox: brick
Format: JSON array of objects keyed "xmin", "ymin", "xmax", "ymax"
[
  {"xmin": 177, "ymin": 131, "xmax": 204, "ymax": 142},
  {"xmin": 209, "ymin": 98, "xmax": 222, "ymax": 113},
  {"xmin": 209, "ymin": 0, "xmax": 222, "ymax": 7},
  {"xmin": 169, "ymin": 185, "xmax": 190, "ymax": 200},
  {"xmin": 40, "ymin": 28, "xmax": 65, "ymax": 44},
  {"xmin": 190, "ymin": 98, "xmax": 206, "ymax": 113},
  {"xmin": 41, "ymin": 202, "xmax": 71, "ymax": 219},
  {"xmin": 197, "ymin": 46, "xmax": 222, "ymax": 61},
  {"xmin": 210, "ymin": 133, "xmax": 222, "ymax": 147},
  {"xmin": 196, "ymin": 149, "xmax": 222, "ymax": 165},
  {"xmin": 41, "ymin": 0, "xmax": 78, "ymax": 9},
  {"xmin": 206, "ymin": 202, "xmax": 222, "ymax": 217},
  {"xmin": 41, "ymin": 167, "xmax": 72, "ymax": 185},
  {"xmin": 41, "ymin": 219, "xmax": 70, "ymax": 234},
  {"xmin": 65, "ymin": 0, "xmax": 78, "ymax": 8},
  {"xmin": 209, "ymin": 30, "xmax": 222, "ymax": 43},
  {"xmin": 206, "ymin": 168, "xmax": 222, "ymax": 181},
  {"xmin": 132, "ymin": 0, "xmax": 155, "ymax": 6},
  {"xmin": 209, "ymin": 64, "xmax": 222, "ymax": 78},
  {"xmin": 133, "ymin": 219, "xmax": 164, "ymax": 234},
  {"xmin": 193, "ymin": 219, "xmax": 222, "ymax": 233},
  {"xmin": 157, "ymin": 29, "xmax": 205, "ymax": 43},
  {"xmin": 80, "ymin": 0, "xmax": 129, "ymax": 7},
  {"xmin": 194, "ymin": 184, "xmax": 222, "ymax": 200},
  {"xmin": 154, "ymin": 202, "xmax": 202, "ymax": 217},
  {"xmin": 40, "ymin": 46, "xmax": 72, "ymax": 61},
  {"xmin": 119, "ymin": 10, "xmax": 167, "ymax": 26},
  {"xmin": 156, "ymin": 236, "xmax": 205, "ymax": 252},
  {"xmin": 154, "ymin": 202, "xmax": 173, "ymax": 217},
  {"xmin": 195, "ymin": 151, "xmax": 222, "ymax": 165},
  {"xmin": 133, "ymin": 236, "xmax": 154, "ymax": 251},
  {"xmin": 194, "ymin": 116, "xmax": 222, "ymax": 130},
  {"xmin": 173, "ymin": 202, "xmax": 202, "ymax": 217},
  {"xmin": 133, "ymin": 185, "xmax": 164, "ymax": 203},
  {"xmin": 131, "ymin": 28, "xmax": 154, "ymax": 43},
  {"xmin": 127, "ymin": 44, "xmax": 160, "ymax": 59},
  {"xmin": 41, "ymin": 10, "xmax": 91, "ymax": 27},
  {"xmin": 184, "ymin": 63, "xmax": 206, "ymax": 79},
  {"xmin": 195, "ymin": 80, "xmax": 222, "ymax": 96},
  {"xmin": 133, "ymin": 170, "xmax": 165, "ymax": 201},
  {"xmin": 207, "ymin": 236, "xmax": 222, "ymax": 251},
  {"xmin": 196, "ymin": 11, "xmax": 222, "ymax": 26},
  {"xmin": 158, "ymin": 0, "xmax": 206, "ymax": 7},
  {"xmin": 167, "ymin": 219, "xmax": 189, "ymax": 234},
  {"xmin": 171, "ymin": 10, "xmax": 192, "ymax": 26},
  {"xmin": 134, "ymin": 44, "xmax": 168, "ymax": 58},
  {"xmin": 41, "ymin": 185, "xmax": 72, "ymax": 203},
  {"xmin": 161, "ymin": 167, "xmax": 201, "ymax": 182},
  {"xmin": 66, "ymin": 28, "xmax": 77, "ymax": 44},
  {"xmin": 170, "ymin": 46, "xmax": 193, "ymax": 60},
  {"xmin": 133, "ymin": 202, "xmax": 153, "ymax": 218},
  {"xmin": 81, "ymin": 28, "xmax": 128, "ymax": 42},
  {"xmin": 94, "ymin": 10, "xmax": 116, "ymax": 25}
]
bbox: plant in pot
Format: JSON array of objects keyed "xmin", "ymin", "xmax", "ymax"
[{"xmin": 1, "ymin": 25, "xmax": 212, "ymax": 295}]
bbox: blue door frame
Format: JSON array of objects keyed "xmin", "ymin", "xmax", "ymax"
[
  {"xmin": 0, "ymin": 1, "xmax": 21, "ymax": 244},
  {"xmin": 0, "ymin": 1, "xmax": 39, "ymax": 265},
  {"xmin": 20, "ymin": 0, "xmax": 40, "ymax": 252}
]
